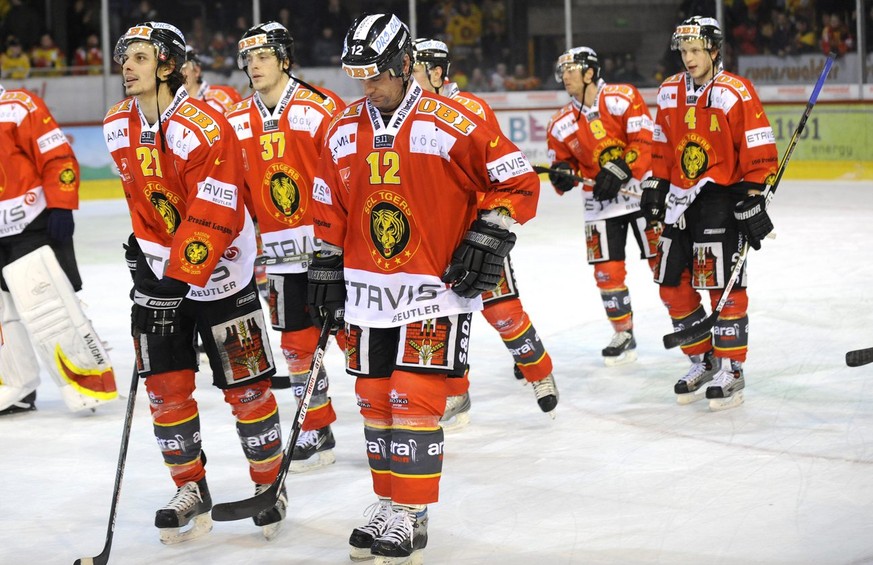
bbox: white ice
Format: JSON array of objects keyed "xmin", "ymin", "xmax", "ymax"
[{"xmin": 2, "ymin": 179, "xmax": 872, "ymax": 565}]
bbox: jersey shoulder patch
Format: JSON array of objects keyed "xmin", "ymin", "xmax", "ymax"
[
  {"xmin": 104, "ymin": 98, "xmax": 134, "ymax": 120},
  {"xmin": 0, "ymin": 89, "xmax": 39, "ymax": 112}
]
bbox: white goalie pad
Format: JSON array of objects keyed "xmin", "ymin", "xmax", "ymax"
[
  {"xmin": 2, "ymin": 246, "xmax": 118, "ymax": 412},
  {"xmin": 0, "ymin": 291, "xmax": 41, "ymax": 412}
]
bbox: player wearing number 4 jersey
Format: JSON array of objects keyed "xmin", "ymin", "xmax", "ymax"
[
  {"xmin": 308, "ymin": 13, "xmax": 540, "ymax": 565},
  {"xmin": 105, "ymin": 21, "xmax": 284, "ymax": 544},
  {"xmin": 643, "ymin": 16, "xmax": 778, "ymax": 410},
  {"xmin": 546, "ymin": 46, "xmax": 658, "ymax": 366},
  {"xmin": 226, "ymin": 21, "xmax": 347, "ymax": 473},
  {"xmin": 412, "ymin": 37, "xmax": 558, "ymax": 427}
]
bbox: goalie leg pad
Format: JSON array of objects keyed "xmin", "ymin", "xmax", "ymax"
[
  {"xmin": 2, "ymin": 246, "xmax": 117, "ymax": 412},
  {"xmin": 0, "ymin": 291, "xmax": 41, "ymax": 412}
]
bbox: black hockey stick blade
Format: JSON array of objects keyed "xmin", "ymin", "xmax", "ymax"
[
  {"xmin": 270, "ymin": 375, "xmax": 292, "ymax": 389},
  {"xmin": 74, "ymin": 368, "xmax": 140, "ymax": 565},
  {"xmin": 846, "ymin": 347, "xmax": 873, "ymax": 367},
  {"xmin": 663, "ymin": 313, "xmax": 718, "ymax": 349},
  {"xmin": 211, "ymin": 318, "xmax": 333, "ymax": 521}
]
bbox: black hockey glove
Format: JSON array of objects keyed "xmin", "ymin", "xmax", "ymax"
[
  {"xmin": 593, "ymin": 158, "xmax": 632, "ymax": 201},
  {"xmin": 46, "ymin": 208, "xmax": 74, "ymax": 242},
  {"xmin": 734, "ymin": 193, "xmax": 773, "ymax": 251},
  {"xmin": 122, "ymin": 233, "xmax": 140, "ymax": 281},
  {"xmin": 131, "ymin": 276, "xmax": 189, "ymax": 336},
  {"xmin": 307, "ymin": 252, "xmax": 345, "ymax": 330},
  {"xmin": 442, "ymin": 218, "xmax": 516, "ymax": 299},
  {"xmin": 640, "ymin": 177, "xmax": 669, "ymax": 226},
  {"xmin": 548, "ymin": 161, "xmax": 577, "ymax": 193}
]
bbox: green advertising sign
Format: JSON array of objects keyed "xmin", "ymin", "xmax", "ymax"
[{"xmin": 766, "ymin": 103, "xmax": 873, "ymax": 162}]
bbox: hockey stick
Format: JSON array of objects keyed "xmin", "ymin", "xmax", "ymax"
[
  {"xmin": 73, "ymin": 367, "xmax": 139, "ymax": 565},
  {"xmin": 254, "ymin": 253, "xmax": 311, "ymax": 267},
  {"xmin": 846, "ymin": 347, "xmax": 873, "ymax": 367},
  {"xmin": 211, "ymin": 316, "xmax": 333, "ymax": 521},
  {"xmin": 533, "ymin": 165, "xmax": 594, "ymax": 186},
  {"xmin": 663, "ymin": 53, "xmax": 836, "ymax": 350}
]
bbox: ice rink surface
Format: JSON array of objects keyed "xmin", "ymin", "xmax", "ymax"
[{"xmin": 1, "ymin": 179, "xmax": 872, "ymax": 565}]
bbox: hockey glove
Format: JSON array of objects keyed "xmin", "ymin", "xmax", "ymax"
[
  {"xmin": 131, "ymin": 276, "xmax": 190, "ymax": 336},
  {"xmin": 442, "ymin": 218, "xmax": 516, "ymax": 299},
  {"xmin": 734, "ymin": 194, "xmax": 773, "ymax": 250},
  {"xmin": 548, "ymin": 161, "xmax": 577, "ymax": 194},
  {"xmin": 46, "ymin": 208, "xmax": 74, "ymax": 242},
  {"xmin": 640, "ymin": 177, "xmax": 669, "ymax": 226},
  {"xmin": 307, "ymin": 251, "xmax": 345, "ymax": 329},
  {"xmin": 123, "ymin": 233, "xmax": 140, "ymax": 281},
  {"xmin": 593, "ymin": 158, "xmax": 632, "ymax": 201}
]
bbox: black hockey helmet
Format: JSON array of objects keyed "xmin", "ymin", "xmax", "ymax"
[
  {"xmin": 671, "ymin": 16, "xmax": 724, "ymax": 52},
  {"xmin": 341, "ymin": 13, "xmax": 411, "ymax": 80},
  {"xmin": 412, "ymin": 37, "xmax": 451, "ymax": 78},
  {"xmin": 554, "ymin": 46, "xmax": 600, "ymax": 83},
  {"xmin": 237, "ymin": 21, "xmax": 295, "ymax": 71},
  {"xmin": 113, "ymin": 21, "xmax": 186, "ymax": 68}
]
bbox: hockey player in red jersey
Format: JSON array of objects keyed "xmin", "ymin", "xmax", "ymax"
[
  {"xmin": 308, "ymin": 14, "xmax": 540, "ymax": 564},
  {"xmin": 411, "ymin": 37, "xmax": 558, "ymax": 428},
  {"xmin": 181, "ymin": 45, "xmax": 242, "ymax": 114},
  {"xmin": 547, "ymin": 46, "xmax": 659, "ymax": 366},
  {"xmin": 227, "ymin": 21, "xmax": 346, "ymax": 472},
  {"xmin": 0, "ymin": 83, "xmax": 117, "ymax": 415},
  {"xmin": 104, "ymin": 21, "xmax": 285, "ymax": 543},
  {"xmin": 641, "ymin": 16, "xmax": 778, "ymax": 410}
]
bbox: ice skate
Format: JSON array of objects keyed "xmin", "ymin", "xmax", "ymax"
[
  {"xmin": 674, "ymin": 350, "xmax": 718, "ymax": 404},
  {"xmin": 289, "ymin": 425, "xmax": 336, "ymax": 472},
  {"xmin": 252, "ymin": 483, "xmax": 287, "ymax": 540},
  {"xmin": 371, "ymin": 504, "xmax": 428, "ymax": 565},
  {"xmin": 706, "ymin": 358, "xmax": 745, "ymax": 411},
  {"xmin": 439, "ymin": 392, "xmax": 471, "ymax": 431},
  {"xmin": 602, "ymin": 330, "xmax": 638, "ymax": 366},
  {"xmin": 155, "ymin": 478, "xmax": 213, "ymax": 544},
  {"xmin": 531, "ymin": 374, "xmax": 559, "ymax": 418},
  {"xmin": 349, "ymin": 498, "xmax": 394, "ymax": 561},
  {"xmin": 0, "ymin": 390, "xmax": 36, "ymax": 416}
]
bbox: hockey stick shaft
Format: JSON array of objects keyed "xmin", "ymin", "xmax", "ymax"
[
  {"xmin": 533, "ymin": 165, "xmax": 594, "ymax": 186},
  {"xmin": 846, "ymin": 347, "xmax": 873, "ymax": 367},
  {"xmin": 254, "ymin": 253, "xmax": 311, "ymax": 267},
  {"xmin": 74, "ymin": 367, "xmax": 139, "ymax": 565},
  {"xmin": 211, "ymin": 316, "xmax": 333, "ymax": 521},
  {"xmin": 663, "ymin": 54, "xmax": 835, "ymax": 350}
]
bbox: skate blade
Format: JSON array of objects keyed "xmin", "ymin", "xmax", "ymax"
[
  {"xmin": 349, "ymin": 545, "xmax": 375, "ymax": 561},
  {"xmin": 675, "ymin": 389, "xmax": 707, "ymax": 405},
  {"xmin": 373, "ymin": 549, "xmax": 424, "ymax": 565},
  {"xmin": 159, "ymin": 513, "xmax": 213, "ymax": 545},
  {"xmin": 261, "ymin": 520, "xmax": 283, "ymax": 541},
  {"xmin": 439, "ymin": 411, "xmax": 471, "ymax": 432},
  {"xmin": 289, "ymin": 449, "xmax": 337, "ymax": 473},
  {"xmin": 603, "ymin": 350, "xmax": 638, "ymax": 367},
  {"xmin": 709, "ymin": 390, "xmax": 745, "ymax": 412}
]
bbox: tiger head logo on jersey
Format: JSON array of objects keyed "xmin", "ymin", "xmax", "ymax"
[
  {"xmin": 678, "ymin": 133, "xmax": 713, "ymax": 182},
  {"xmin": 363, "ymin": 190, "xmax": 420, "ymax": 271},
  {"xmin": 263, "ymin": 163, "xmax": 304, "ymax": 225},
  {"xmin": 177, "ymin": 233, "xmax": 214, "ymax": 275},
  {"xmin": 145, "ymin": 183, "xmax": 182, "ymax": 234}
]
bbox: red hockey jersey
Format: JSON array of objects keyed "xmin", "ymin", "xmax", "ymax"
[
  {"xmin": 103, "ymin": 88, "xmax": 255, "ymax": 299},
  {"xmin": 546, "ymin": 81, "xmax": 653, "ymax": 220},
  {"xmin": 652, "ymin": 70, "xmax": 778, "ymax": 224},
  {"xmin": 312, "ymin": 82, "xmax": 540, "ymax": 328},
  {"xmin": 226, "ymin": 80, "xmax": 345, "ymax": 274},
  {"xmin": 0, "ymin": 85, "xmax": 79, "ymax": 238}
]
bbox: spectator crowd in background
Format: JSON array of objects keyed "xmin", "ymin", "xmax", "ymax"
[{"xmin": 1, "ymin": 0, "xmax": 870, "ymax": 87}]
